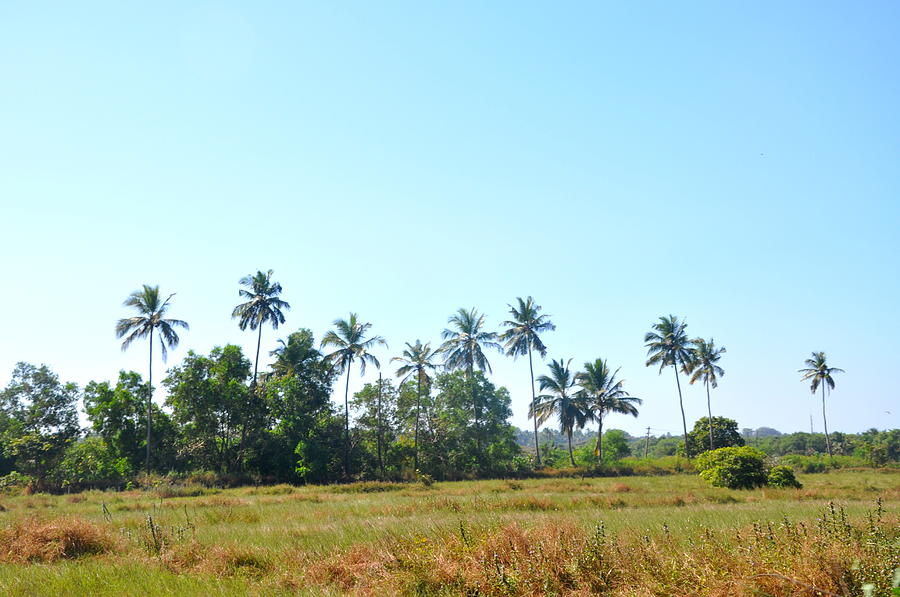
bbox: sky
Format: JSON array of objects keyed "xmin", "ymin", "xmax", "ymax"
[{"xmin": 1, "ymin": 1, "xmax": 898, "ymax": 438}]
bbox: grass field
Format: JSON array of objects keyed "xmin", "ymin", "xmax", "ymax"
[{"xmin": 1, "ymin": 471, "xmax": 898, "ymax": 596}]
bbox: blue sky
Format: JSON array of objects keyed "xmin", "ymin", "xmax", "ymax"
[{"xmin": 2, "ymin": 1, "xmax": 898, "ymax": 437}]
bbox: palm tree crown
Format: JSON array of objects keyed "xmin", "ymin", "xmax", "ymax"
[
  {"xmin": 115, "ymin": 284, "xmax": 188, "ymax": 473},
  {"xmin": 577, "ymin": 358, "xmax": 641, "ymax": 463},
  {"xmin": 532, "ymin": 358, "xmax": 587, "ymax": 466},
  {"xmin": 799, "ymin": 351, "xmax": 844, "ymax": 458},
  {"xmin": 499, "ymin": 296, "xmax": 555, "ymax": 466},
  {"xmin": 688, "ymin": 338, "xmax": 726, "ymax": 452},
  {"xmin": 231, "ymin": 269, "xmax": 290, "ymax": 384},
  {"xmin": 439, "ymin": 308, "xmax": 501, "ymax": 375}
]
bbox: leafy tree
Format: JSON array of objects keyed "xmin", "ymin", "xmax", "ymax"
[
  {"xmin": 391, "ymin": 340, "xmax": 439, "ymax": 471},
  {"xmin": 532, "ymin": 358, "xmax": 587, "ymax": 467},
  {"xmin": 51, "ymin": 437, "xmax": 131, "ymax": 490},
  {"xmin": 695, "ymin": 446, "xmax": 767, "ymax": 489},
  {"xmin": 232, "ymin": 270, "xmax": 290, "ymax": 386},
  {"xmin": 688, "ymin": 338, "xmax": 726, "ymax": 451},
  {"xmin": 499, "ymin": 296, "xmax": 555, "ymax": 466},
  {"xmin": 644, "ymin": 315, "xmax": 695, "ymax": 456},
  {"xmin": 419, "ymin": 371, "xmax": 521, "ymax": 479},
  {"xmin": 321, "ymin": 313, "xmax": 387, "ymax": 476},
  {"xmin": 439, "ymin": 308, "xmax": 501, "ymax": 453},
  {"xmin": 269, "ymin": 329, "xmax": 321, "ymax": 380},
  {"xmin": 115, "ymin": 284, "xmax": 188, "ymax": 473},
  {"xmin": 83, "ymin": 371, "xmax": 177, "ymax": 472},
  {"xmin": 767, "ymin": 465, "xmax": 802, "ymax": 488},
  {"xmin": 601, "ymin": 429, "xmax": 632, "ymax": 462},
  {"xmin": 351, "ymin": 377, "xmax": 402, "ymax": 478},
  {"xmin": 164, "ymin": 345, "xmax": 264, "ymax": 473},
  {"xmin": 799, "ymin": 351, "xmax": 844, "ymax": 458},
  {"xmin": 0, "ymin": 363, "xmax": 80, "ymax": 486},
  {"xmin": 576, "ymin": 358, "xmax": 641, "ymax": 463},
  {"xmin": 686, "ymin": 416, "xmax": 744, "ymax": 456}
]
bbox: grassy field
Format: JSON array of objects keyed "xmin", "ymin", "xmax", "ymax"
[{"xmin": 0, "ymin": 471, "xmax": 898, "ymax": 596}]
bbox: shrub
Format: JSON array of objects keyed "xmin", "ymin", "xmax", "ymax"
[
  {"xmin": 695, "ymin": 446, "xmax": 767, "ymax": 489},
  {"xmin": 767, "ymin": 465, "xmax": 802, "ymax": 488}
]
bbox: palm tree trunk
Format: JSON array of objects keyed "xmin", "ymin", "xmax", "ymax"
[
  {"xmin": 343, "ymin": 366, "xmax": 351, "ymax": 478},
  {"xmin": 822, "ymin": 383, "xmax": 832, "ymax": 458},
  {"xmin": 146, "ymin": 328, "xmax": 153, "ymax": 475},
  {"xmin": 596, "ymin": 415, "xmax": 604, "ymax": 465},
  {"xmin": 567, "ymin": 429, "xmax": 575, "ymax": 467},
  {"xmin": 377, "ymin": 373, "xmax": 384, "ymax": 478},
  {"xmin": 414, "ymin": 374, "xmax": 421, "ymax": 472},
  {"xmin": 706, "ymin": 380, "xmax": 713, "ymax": 452},
  {"xmin": 468, "ymin": 362, "xmax": 481, "ymax": 457},
  {"xmin": 528, "ymin": 345, "xmax": 541, "ymax": 466},
  {"xmin": 253, "ymin": 324, "xmax": 262, "ymax": 386},
  {"xmin": 673, "ymin": 365, "xmax": 689, "ymax": 457}
]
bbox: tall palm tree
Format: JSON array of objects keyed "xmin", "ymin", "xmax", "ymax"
[
  {"xmin": 499, "ymin": 296, "xmax": 555, "ymax": 466},
  {"xmin": 644, "ymin": 315, "xmax": 695, "ymax": 456},
  {"xmin": 688, "ymin": 338, "xmax": 726, "ymax": 452},
  {"xmin": 577, "ymin": 358, "xmax": 641, "ymax": 463},
  {"xmin": 392, "ymin": 340, "xmax": 439, "ymax": 471},
  {"xmin": 439, "ymin": 308, "xmax": 501, "ymax": 452},
  {"xmin": 115, "ymin": 285, "xmax": 188, "ymax": 473},
  {"xmin": 321, "ymin": 313, "xmax": 387, "ymax": 474},
  {"xmin": 799, "ymin": 351, "xmax": 844, "ymax": 458},
  {"xmin": 269, "ymin": 329, "xmax": 320, "ymax": 379},
  {"xmin": 232, "ymin": 269, "xmax": 290, "ymax": 386},
  {"xmin": 531, "ymin": 358, "xmax": 587, "ymax": 467}
]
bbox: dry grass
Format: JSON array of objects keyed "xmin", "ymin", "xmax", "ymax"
[{"xmin": 0, "ymin": 517, "xmax": 118, "ymax": 563}]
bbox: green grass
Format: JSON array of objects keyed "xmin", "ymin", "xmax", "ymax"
[{"xmin": 1, "ymin": 470, "xmax": 898, "ymax": 595}]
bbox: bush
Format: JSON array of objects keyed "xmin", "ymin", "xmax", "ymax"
[
  {"xmin": 695, "ymin": 446, "xmax": 767, "ymax": 489},
  {"xmin": 767, "ymin": 465, "xmax": 802, "ymax": 488}
]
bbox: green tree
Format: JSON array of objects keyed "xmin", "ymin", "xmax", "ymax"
[
  {"xmin": 164, "ymin": 345, "xmax": 263, "ymax": 473},
  {"xmin": 83, "ymin": 371, "xmax": 177, "ymax": 472},
  {"xmin": 695, "ymin": 446, "xmax": 767, "ymax": 489},
  {"xmin": 799, "ymin": 351, "xmax": 844, "ymax": 458},
  {"xmin": 499, "ymin": 296, "xmax": 555, "ymax": 466},
  {"xmin": 351, "ymin": 377, "xmax": 400, "ymax": 479},
  {"xmin": 51, "ymin": 437, "xmax": 131, "ymax": 491},
  {"xmin": 232, "ymin": 270, "xmax": 290, "ymax": 386},
  {"xmin": 321, "ymin": 313, "xmax": 387, "ymax": 476},
  {"xmin": 644, "ymin": 315, "xmax": 695, "ymax": 456},
  {"xmin": 601, "ymin": 429, "xmax": 632, "ymax": 462},
  {"xmin": 115, "ymin": 285, "xmax": 188, "ymax": 473},
  {"xmin": 576, "ymin": 358, "xmax": 641, "ymax": 464},
  {"xmin": 269, "ymin": 329, "xmax": 321, "ymax": 379},
  {"xmin": 686, "ymin": 416, "xmax": 744, "ymax": 456},
  {"xmin": 439, "ymin": 308, "xmax": 501, "ymax": 454},
  {"xmin": 532, "ymin": 358, "xmax": 587, "ymax": 467},
  {"xmin": 0, "ymin": 363, "xmax": 80, "ymax": 487},
  {"xmin": 688, "ymin": 338, "xmax": 726, "ymax": 451},
  {"xmin": 391, "ymin": 340, "xmax": 439, "ymax": 471}
]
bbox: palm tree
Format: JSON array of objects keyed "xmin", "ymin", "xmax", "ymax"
[
  {"xmin": 531, "ymin": 358, "xmax": 587, "ymax": 467},
  {"xmin": 392, "ymin": 340, "xmax": 439, "ymax": 471},
  {"xmin": 688, "ymin": 338, "xmax": 726, "ymax": 452},
  {"xmin": 232, "ymin": 269, "xmax": 290, "ymax": 386},
  {"xmin": 115, "ymin": 285, "xmax": 188, "ymax": 473},
  {"xmin": 644, "ymin": 315, "xmax": 695, "ymax": 456},
  {"xmin": 499, "ymin": 296, "xmax": 555, "ymax": 466},
  {"xmin": 799, "ymin": 351, "xmax": 844, "ymax": 458},
  {"xmin": 269, "ymin": 329, "xmax": 320, "ymax": 379},
  {"xmin": 439, "ymin": 308, "xmax": 501, "ymax": 452},
  {"xmin": 321, "ymin": 313, "xmax": 387, "ymax": 474},
  {"xmin": 577, "ymin": 358, "xmax": 641, "ymax": 463}
]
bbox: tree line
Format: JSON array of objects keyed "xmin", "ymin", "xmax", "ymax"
[{"xmin": 0, "ymin": 270, "xmax": 859, "ymax": 490}]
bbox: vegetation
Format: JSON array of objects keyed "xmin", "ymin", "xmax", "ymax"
[
  {"xmin": 799, "ymin": 351, "xmax": 844, "ymax": 458},
  {"xmin": 0, "ymin": 472, "xmax": 897, "ymax": 596},
  {"xmin": 231, "ymin": 270, "xmax": 290, "ymax": 386},
  {"xmin": 644, "ymin": 315, "xmax": 694, "ymax": 457},
  {"xmin": 694, "ymin": 446, "xmax": 768, "ymax": 489},
  {"xmin": 576, "ymin": 358, "xmax": 641, "ymax": 463},
  {"xmin": 688, "ymin": 337, "xmax": 726, "ymax": 452}
]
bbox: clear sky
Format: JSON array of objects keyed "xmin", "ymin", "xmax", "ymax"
[{"xmin": 2, "ymin": 1, "xmax": 898, "ymax": 438}]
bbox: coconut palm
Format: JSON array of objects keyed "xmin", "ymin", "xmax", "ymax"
[
  {"xmin": 531, "ymin": 358, "xmax": 587, "ymax": 467},
  {"xmin": 269, "ymin": 329, "xmax": 321, "ymax": 379},
  {"xmin": 577, "ymin": 358, "xmax": 641, "ymax": 463},
  {"xmin": 231, "ymin": 270, "xmax": 290, "ymax": 386},
  {"xmin": 799, "ymin": 351, "xmax": 844, "ymax": 458},
  {"xmin": 439, "ymin": 308, "xmax": 501, "ymax": 450},
  {"xmin": 392, "ymin": 340, "xmax": 439, "ymax": 471},
  {"xmin": 688, "ymin": 338, "xmax": 726, "ymax": 452},
  {"xmin": 321, "ymin": 313, "xmax": 387, "ymax": 474},
  {"xmin": 499, "ymin": 296, "xmax": 555, "ymax": 466},
  {"xmin": 644, "ymin": 315, "xmax": 695, "ymax": 456},
  {"xmin": 115, "ymin": 285, "xmax": 188, "ymax": 473}
]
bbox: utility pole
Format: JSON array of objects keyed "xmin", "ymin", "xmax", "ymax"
[{"xmin": 644, "ymin": 427, "xmax": 651, "ymax": 459}]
